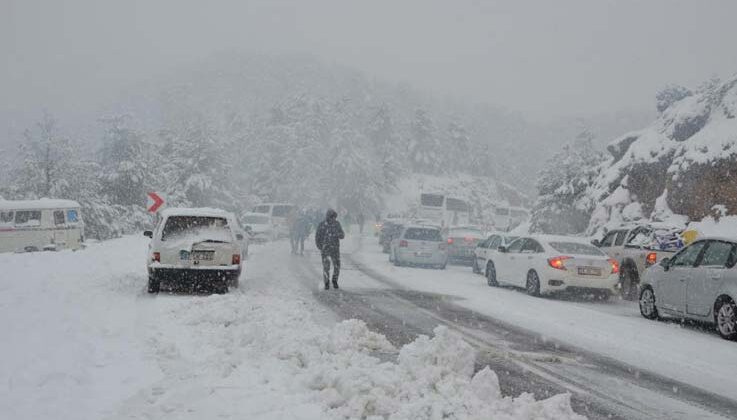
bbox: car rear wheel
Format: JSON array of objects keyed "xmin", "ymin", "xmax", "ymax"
[
  {"xmin": 228, "ymin": 273, "xmax": 240, "ymax": 288},
  {"xmin": 213, "ymin": 281, "xmax": 229, "ymax": 294},
  {"xmin": 639, "ymin": 287, "xmax": 659, "ymax": 320},
  {"xmin": 147, "ymin": 276, "xmax": 160, "ymax": 294},
  {"xmin": 526, "ymin": 270, "xmax": 541, "ymax": 296},
  {"xmin": 715, "ymin": 298, "xmax": 737, "ymax": 340},
  {"xmin": 392, "ymin": 251, "xmax": 402, "ymax": 267},
  {"xmin": 486, "ymin": 261, "xmax": 498, "ymax": 287}
]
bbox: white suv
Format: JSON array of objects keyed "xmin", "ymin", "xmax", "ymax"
[{"xmin": 144, "ymin": 208, "xmax": 244, "ymax": 294}]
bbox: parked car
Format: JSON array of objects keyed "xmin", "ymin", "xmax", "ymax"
[
  {"xmin": 489, "ymin": 235, "xmax": 619, "ymax": 299},
  {"xmin": 144, "ymin": 208, "xmax": 245, "ymax": 294},
  {"xmin": 473, "ymin": 233, "xmax": 518, "ymax": 275},
  {"xmin": 241, "ymin": 212, "xmax": 276, "ymax": 243},
  {"xmin": 446, "ymin": 226, "xmax": 485, "ymax": 265},
  {"xmin": 251, "ymin": 203, "xmax": 295, "ymax": 238},
  {"xmin": 0, "ymin": 199, "xmax": 84, "ymax": 253},
  {"xmin": 389, "ymin": 224, "xmax": 448, "ymax": 269},
  {"xmin": 639, "ymin": 237, "xmax": 737, "ymax": 340},
  {"xmin": 593, "ymin": 223, "xmax": 684, "ymax": 300},
  {"xmin": 379, "ymin": 221, "xmax": 404, "ymax": 253}
]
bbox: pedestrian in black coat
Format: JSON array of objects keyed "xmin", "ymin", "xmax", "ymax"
[{"xmin": 315, "ymin": 209, "xmax": 345, "ymax": 289}]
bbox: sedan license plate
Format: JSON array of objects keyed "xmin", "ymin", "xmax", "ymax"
[
  {"xmin": 191, "ymin": 251, "xmax": 214, "ymax": 261},
  {"xmin": 415, "ymin": 252, "xmax": 432, "ymax": 258},
  {"xmin": 578, "ymin": 266, "xmax": 601, "ymax": 276}
]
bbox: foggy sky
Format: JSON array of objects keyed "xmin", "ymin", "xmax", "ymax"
[{"xmin": 3, "ymin": 0, "xmax": 737, "ymax": 137}]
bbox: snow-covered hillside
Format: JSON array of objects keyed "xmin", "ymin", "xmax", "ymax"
[{"xmin": 584, "ymin": 75, "xmax": 737, "ymax": 232}]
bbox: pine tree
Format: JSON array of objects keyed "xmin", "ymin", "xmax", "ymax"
[
  {"xmin": 367, "ymin": 104, "xmax": 403, "ymax": 187},
  {"xmin": 530, "ymin": 128, "xmax": 603, "ymax": 234},
  {"xmin": 409, "ymin": 109, "xmax": 443, "ymax": 174}
]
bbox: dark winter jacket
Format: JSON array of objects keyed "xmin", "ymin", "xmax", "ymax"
[{"xmin": 315, "ymin": 210, "xmax": 344, "ymax": 253}]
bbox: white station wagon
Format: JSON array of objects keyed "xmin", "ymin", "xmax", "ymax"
[
  {"xmin": 145, "ymin": 208, "xmax": 244, "ymax": 294},
  {"xmin": 0, "ymin": 199, "xmax": 84, "ymax": 253}
]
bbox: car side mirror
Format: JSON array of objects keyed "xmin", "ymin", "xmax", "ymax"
[
  {"xmin": 498, "ymin": 246, "xmax": 507, "ymax": 253},
  {"xmin": 143, "ymin": 230, "xmax": 153, "ymax": 238},
  {"xmin": 660, "ymin": 257, "xmax": 670, "ymax": 270},
  {"xmin": 591, "ymin": 239, "xmax": 601, "ymax": 247},
  {"xmin": 236, "ymin": 233, "xmax": 244, "ymax": 241}
]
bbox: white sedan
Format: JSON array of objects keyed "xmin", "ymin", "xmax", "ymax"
[{"xmin": 487, "ymin": 235, "xmax": 619, "ymax": 299}]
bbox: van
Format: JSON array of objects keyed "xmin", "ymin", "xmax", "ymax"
[
  {"xmin": 0, "ymin": 199, "xmax": 85, "ymax": 253},
  {"xmin": 251, "ymin": 203, "xmax": 296, "ymax": 238}
]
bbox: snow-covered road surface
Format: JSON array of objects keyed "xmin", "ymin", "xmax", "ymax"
[{"xmin": 1, "ymin": 236, "xmax": 586, "ymax": 420}]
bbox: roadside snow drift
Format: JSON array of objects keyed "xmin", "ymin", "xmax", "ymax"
[{"xmin": 0, "ymin": 236, "xmax": 584, "ymax": 420}]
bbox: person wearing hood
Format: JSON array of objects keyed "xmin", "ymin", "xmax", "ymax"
[{"xmin": 315, "ymin": 209, "xmax": 345, "ymax": 289}]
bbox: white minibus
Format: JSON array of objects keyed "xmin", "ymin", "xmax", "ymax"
[{"xmin": 0, "ymin": 199, "xmax": 84, "ymax": 253}]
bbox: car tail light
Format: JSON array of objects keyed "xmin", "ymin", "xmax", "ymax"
[
  {"xmin": 608, "ymin": 258, "xmax": 620, "ymax": 274},
  {"xmin": 447, "ymin": 238, "xmax": 454, "ymax": 245},
  {"xmin": 399, "ymin": 240, "xmax": 409, "ymax": 248},
  {"xmin": 548, "ymin": 256, "xmax": 571, "ymax": 270},
  {"xmin": 152, "ymin": 252, "xmax": 160, "ymax": 263},
  {"xmin": 232, "ymin": 254, "xmax": 241, "ymax": 265},
  {"xmin": 646, "ymin": 252, "xmax": 657, "ymax": 266}
]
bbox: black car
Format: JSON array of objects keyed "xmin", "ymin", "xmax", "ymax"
[{"xmin": 379, "ymin": 221, "xmax": 404, "ymax": 253}]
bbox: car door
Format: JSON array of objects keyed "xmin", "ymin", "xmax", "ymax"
[
  {"xmin": 610, "ymin": 230, "xmax": 629, "ymax": 261},
  {"xmin": 519, "ymin": 239, "xmax": 544, "ymax": 284},
  {"xmin": 659, "ymin": 241, "xmax": 707, "ymax": 313},
  {"xmin": 503, "ymin": 238, "xmax": 528, "ymax": 287},
  {"xmin": 495, "ymin": 237, "xmax": 524, "ymax": 285},
  {"xmin": 687, "ymin": 240, "xmax": 736, "ymax": 317},
  {"xmin": 481, "ymin": 236, "xmax": 498, "ymax": 265}
]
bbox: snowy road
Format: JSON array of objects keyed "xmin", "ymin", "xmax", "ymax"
[
  {"xmin": 2, "ymin": 234, "xmax": 737, "ymax": 419},
  {"xmin": 289, "ymin": 234, "xmax": 737, "ymax": 420}
]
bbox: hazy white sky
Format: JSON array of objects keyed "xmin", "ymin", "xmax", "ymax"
[{"xmin": 2, "ymin": 0, "xmax": 737, "ymax": 129}]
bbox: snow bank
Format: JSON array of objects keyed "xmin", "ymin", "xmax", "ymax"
[{"xmin": 687, "ymin": 215, "xmax": 737, "ymax": 239}]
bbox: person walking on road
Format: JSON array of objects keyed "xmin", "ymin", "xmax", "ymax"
[
  {"xmin": 315, "ymin": 209, "xmax": 345, "ymax": 290},
  {"xmin": 294, "ymin": 210, "xmax": 311, "ymax": 256}
]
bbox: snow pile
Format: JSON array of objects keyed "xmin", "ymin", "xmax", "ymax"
[
  {"xmin": 687, "ymin": 215, "xmax": 737, "ymax": 239},
  {"xmin": 581, "ymin": 74, "xmax": 737, "ymax": 234},
  {"xmin": 176, "ymin": 289, "xmax": 584, "ymax": 420}
]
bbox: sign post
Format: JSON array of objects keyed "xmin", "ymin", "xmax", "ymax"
[{"xmin": 147, "ymin": 192, "xmax": 165, "ymax": 213}]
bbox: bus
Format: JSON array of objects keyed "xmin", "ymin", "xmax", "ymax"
[
  {"xmin": 418, "ymin": 193, "xmax": 470, "ymax": 228},
  {"xmin": 0, "ymin": 199, "xmax": 85, "ymax": 253},
  {"xmin": 492, "ymin": 206, "xmax": 529, "ymax": 231}
]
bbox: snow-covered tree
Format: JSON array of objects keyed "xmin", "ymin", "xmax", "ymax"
[
  {"xmin": 408, "ymin": 109, "xmax": 443, "ymax": 174},
  {"xmin": 367, "ymin": 104, "xmax": 403, "ymax": 187},
  {"xmin": 530, "ymin": 128, "xmax": 603, "ymax": 234},
  {"xmin": 446, "ymin": 119, "xmax": 471, "ymax": 172}
]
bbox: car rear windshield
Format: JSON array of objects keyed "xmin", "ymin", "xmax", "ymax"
[
  {"xmin": 549, "ymin": 242, "xmax": 604, "ymax": 256},
  {"xmin": 162, "ymin": 216, "xmax": 231, "ymax": 241},
  {"xmin": 450, "ymin": 228, "xmax": 483, "ymax": 238},
  {"xmin": 420, "ymin": 194, "xmax": 444, "ymax": 207},
  {"xmin": 404, "ymin": 228, "xmax": 442, "ymax": 241},
  {"xmin": 243, "ymin": 215, "xmax": 269, "ymax": 224},
  {"xmin": 272, "ymin": 205, "xmax": 294, "ymax": 217}
]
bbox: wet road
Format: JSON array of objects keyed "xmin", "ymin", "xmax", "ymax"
[{"xmin": 288, "ymin": 243, "xmax": 737, "ymax": 420}]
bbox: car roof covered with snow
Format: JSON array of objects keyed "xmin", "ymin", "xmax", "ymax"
[
  {"xmin": 159, "ymin": 207, "xmax": 236, "ymax": 220},
  {"xmin": 0, "ymin": 198, "xmax": 81, "ymax": 210},
  {"xmin": 526, "ymin": 234, "xmax": 593, "ymax": 245}
]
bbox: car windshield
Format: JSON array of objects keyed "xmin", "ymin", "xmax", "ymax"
[
  {"xmin": 549, "ymin": 241, "xmax": 605, "ymax": 256},
  {"xmin": 243, "ymin": 215, "xmax": 270, "ymax": 224},
  {"xmin": 404, "ymin": 228, "xmax": 442, "ymax": 241},
  {"xmin": 161, "ymin": 216, "xmax": 232, "ymax": 242}
]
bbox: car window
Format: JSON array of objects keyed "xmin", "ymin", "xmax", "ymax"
[
  {"xmin": 161, "ymin": 216, "xmax": 230, "ymax": 241},
  {"xmin": 549, "ymin": 242, "xmax": 605, "ymax": 256},
  {"xmin": 489, "ymin": 236, "xmax": 501, "ymax": 249},
  {"xmin": 66, "ymin": 209, "xmax": 79, "ymax": 223},
  {"xmin": 699, "ymin": 241, "xmax": 736, "ymax": 267},
  {"xmin": 272, "ymin": 205, "xmax": 294, "ymax": 217},
  {"xmin": 506, "ymin": 238, "xmax": 525, "ymax": 253},
  {"xmin": 253, "ymin": 205, "xmax": 270, "ymax": 214},
  {"xmin": 0, "ymin": 211, "xmax": 13, "ymax": 226},
  {"xmin": 614, "ymin": 231, "xmax": 628, "ymax": 246},
  {"xmin": 54, "ymin": 210, "xmax": 65, "ymax": 225},
  {"xmin": 243, "ymin": 215, "xmax": 270, "ymax": 224},
  {"xmin": 15, "ymin": 210, "xmax": 42, "ymax": 227},
  {"xmin": 600, "ymin": 231, "xmax": 617, "ymax": 247},
  {"xmin": 404, "ymin": 228, "xmax": 442, "ymax": 241},
  {"xmin": 521, "ymin": 239, "xmax": 543, "ymax": 253},
  {"xmin": 670, "ymin": 241, "xmax": 707, "ymax": 267},
  {"xmin": 477, "ymin": 238, "xmax": 489, "ymax": 248}
]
